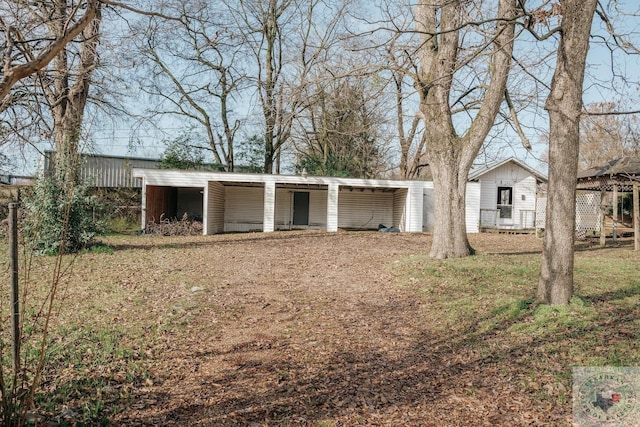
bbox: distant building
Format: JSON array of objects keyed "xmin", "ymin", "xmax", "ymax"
[
  {"xmin": 468, "ymin": 157, "xmax": 547, "ymax": 230},
  {"xmin": 40, "ymin": 151, "xmax": 160, "ymax": 188},
  {"xmin": 0, "ymin": 174, "xmax": 34, "ymax": 186}
]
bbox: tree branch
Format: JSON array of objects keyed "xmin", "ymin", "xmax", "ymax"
[{"xmin": 0, "ymin": 0, "xmax": 99, "ymax": 106}]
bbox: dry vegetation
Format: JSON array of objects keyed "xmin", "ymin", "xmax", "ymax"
[{"xmin": 2, "ymin": 231, "xmax": 640, "ymax": 426}]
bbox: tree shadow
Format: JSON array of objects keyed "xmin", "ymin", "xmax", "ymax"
[
  {"xmin": 106, "ymin": 230, "xmax": 357, "ymax": 252},
  {"xmin": 580, "ymin": 282, "xmax": 640, "ymax": 303},
  {"xmin": 108, "ymin": 287, "xmax": 638, "ymax": 426}
]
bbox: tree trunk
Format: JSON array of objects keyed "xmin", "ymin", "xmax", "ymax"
[
  {"xmin": 47, "ymin": 2, "xmax": 101, "ymax": 185},
  {"xmin": 415, "ymin": 0, "xmax": 515, "ymax": 258},
  {"xmin": 537, "ymin": 0, "xmax": 598, "ymax": 305},
  {"xmin": 429, "ymin": 152, "xmax": 474, "ymax": 258}
]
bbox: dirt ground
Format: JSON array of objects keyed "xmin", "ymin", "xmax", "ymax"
[{"xmin": 94, "ymin": 231, "xmax": 562, "ymax": 426}]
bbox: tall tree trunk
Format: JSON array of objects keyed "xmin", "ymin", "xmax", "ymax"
[
  {"xmin": 429, "ymin": 149, "xmax": 474, "ymax": 257},
  {"xmin": 47, "ymin": 2, "xmax": 102, "ymax": 185},
  {"xmin": 537, "ymin": 0, "xmax": 598, "ymax": 305},
  {"xmin": 415, "ymin": 0, "xmax": 515, "ymax": 258}
]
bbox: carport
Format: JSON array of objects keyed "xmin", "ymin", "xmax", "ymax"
[
  {"xmin": 576, "ymin": 157, "xmax": 640, "ymax": 249},
  {"xmin": 132, "ymin": 169, "xmax": 429, "ymax": 235}
]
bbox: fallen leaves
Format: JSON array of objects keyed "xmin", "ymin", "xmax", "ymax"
[{"xmin": 15, "ymin": 232, "xmax": 639, "ymax": 425}]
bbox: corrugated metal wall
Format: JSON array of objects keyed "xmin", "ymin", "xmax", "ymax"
[
  {"xmin": 207, "ymin": 182, "xmax": 225, "ymax": 234},
  {"xmin": 224, "ymin": 186, "xmax": 264, "ymax": 232},
  {"xmin": 44, "ymin": 152, "xmax": 159, "ymax": 188},
  {"xmin": 393, "ymin": 189, "xmax": 408, "ymax": 230},
  {"xmin": 338, "ymin": 189, "xmax": 393, "ymax": 229}
]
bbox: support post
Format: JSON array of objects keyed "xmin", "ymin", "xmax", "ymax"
[
  {"xmin": 613, "ymin": 185, "xmax": 618, "ymax": 241},
  {"xmin": 263, "ymin": 181, "xmax": 276, "ymax": 232},
  {"xmin": 633, "ymin": 184, "xmax": 639, "ymax": 251},
  {"xmin": 9, "ymin": 203, "xmax": 20, "ymax": 374},
  {"xmin": 600, "ymin": 189, "xmax": 606, "ymax": 247},
  {"xmin": 326, "ymin": 184, "xmax": 339, "ymax": 232}
]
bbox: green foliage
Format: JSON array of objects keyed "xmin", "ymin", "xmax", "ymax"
[
  {"xmin": 21, "ymin": 176, "xmax": 105, "ymax": 255},
  {"xmin": 296, "ymin": 77, "xmax": 385, "ymax": 178},
  {"xmin": 106, "ymin": 216, "xmax": 139, "ymax": 235},
  {"xmin": 297, "ymin": 151, "xmax": 378, "ymax": 178},
  {"xmin": 236, "ymin": 135, "xmax": 265, "ymax": 173},
  {"xmin": 92, "ymin": 188, "xmax": 141, "ymax": 234},
  {"xmin": 158, "ymin": 133, "xmax": 222, "ymax": 171},
  {"xmin": 84, "ymin": 242, "xmax": 114, "ymax": 255}
]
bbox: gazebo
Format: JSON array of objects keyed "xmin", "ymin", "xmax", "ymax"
[{"xmin": 576, "ymin": 157, "xmax": 640, "ymax": 249}]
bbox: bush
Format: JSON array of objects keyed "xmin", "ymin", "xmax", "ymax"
[{"xmin": 21, "ymin": 176, "xmax": 105, "ymax": 255}]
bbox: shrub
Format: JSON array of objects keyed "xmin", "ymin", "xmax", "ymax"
[{"xmin": 21, "ymin": 176, "xmax": 105, "ymax": 255}]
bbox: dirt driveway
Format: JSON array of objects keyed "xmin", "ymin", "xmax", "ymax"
[{"xmin": 101, "ymin": 231, "xmax": 556, "ymax": 426}]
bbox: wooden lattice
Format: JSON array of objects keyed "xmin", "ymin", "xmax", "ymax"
[
  {"xmin": 535, "ymin": 197, "xmax": 546, "ymax": 229},
  {"xmin": 535, "ymin": 194, "xmax": 601, "ymax": 231},
  {"xmin": 576, "ymin": 193, "xmax": 601, "ymax": 231}
]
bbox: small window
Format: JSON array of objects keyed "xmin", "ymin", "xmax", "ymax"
[{"xmin": 497, "ymin": 187, "xmax": 513, "ymax": 219}]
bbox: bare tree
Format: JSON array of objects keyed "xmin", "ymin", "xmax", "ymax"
[
  {"xmin": 387, "ymin": 42, "xmax": 426, "ymax": 180},
  {"xmin": 414, "ymin": 0, "xmax": 517, "ymax": 259},
  {"xmin": 579, "ymin": 102, "xmax": 640, "ymax": 170},
  {"xmin": 228, "ymin": 0, "xmax": 348, "ymax": 174},
  {"xmin": 295, "ymin": 72, "xmax": 387, "ymax": 178},
  {"xmin": 133, "ymin": 1, "xmax": 242, "ymax": 171},
  {"xmin": 0, "ymin": 0, "xmax": 100, "ymax": 107},
  {"xmin": 537, "ymin": 0, "xmax": 598, "ymax": 305},
  {"xmin": 45, "ymin": 2, "xmax": 102, "ymax": 181}
]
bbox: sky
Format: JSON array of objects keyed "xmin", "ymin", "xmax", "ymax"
[{"xmin": 3, "ymin": 1, "xmax": 640, "ymax": 178}]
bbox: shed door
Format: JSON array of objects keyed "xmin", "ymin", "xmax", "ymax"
[{"xmin": 293, "ymin": 192, "xmax": 310, "ymax": 225}]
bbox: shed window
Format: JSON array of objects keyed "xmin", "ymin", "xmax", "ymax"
[{"xmin": 497, "ymin": 186, "xmax": 513, "ymax": 219}]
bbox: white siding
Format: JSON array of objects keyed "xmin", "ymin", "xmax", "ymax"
[
  {"xmin": 477, "ymin": 162, "xmax": 537, "ymax": 228},
  {"xmin": 338, "ymin": 190, "xmax": 393, "ymax": 229},
  {"xmin": 133, "ymin": 169, "xmax": 441, "ymax": 233},
  {"xmin": 327, "ymin": 184, "xmax": 339, "ymax": 232},
  {"xmin": 224, "ymin": 186, "xmax": 264, "ymax": 232},
  {"xmin": 310, "ymin": 191, "xmax": 327, "ymax": 226},
  {"xmin": 406, "ymin": 185, "xmax": 425, "ymax": 232},
  {"xmin": 465, "ymin": 182, "xmax": 481, "ymax": 233},
  {"xmin": 141, "ymin": 183, "xmax": 147, "ymax": 229},
  {"xmin": 274, "ymin": 189, "xmax": 291, "ymax": 227},
  {"xmin": 207, "ymin": 181, "xmax": 225, "ymax": 234},
  {"xmin": 393, "ymin": 189, "xmax": 408, "ymax": 230},
  {"xmin": 273, "ymin": 189, "xmax": 328, "ymax": 229},
  {"xmin": 264, "ymin": 182, "xmax": 276, "ymax": 232}
]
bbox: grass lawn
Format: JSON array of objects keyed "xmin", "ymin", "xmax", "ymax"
[{"xmin": 1, "ymin": 231, "xmax": 639, "ymax": 425}]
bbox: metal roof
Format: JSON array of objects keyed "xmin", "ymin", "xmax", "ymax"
[
  {"xmin": 576, "ymin": 157, "xmax": 640, "ymax": 191},
  {"xmin": 577, "ymin": 157, "xmax": 640, "ymax": 179}
]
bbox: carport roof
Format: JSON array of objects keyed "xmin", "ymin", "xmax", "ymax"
[
  {"xmin": 132, "ymin": 168, "xmax": 431, "ymax": 190},
  {"xmin": 577, "ymin": 157, "xmax": 640, "ymax": 191}
]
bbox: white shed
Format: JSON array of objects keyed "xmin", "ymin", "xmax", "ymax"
[
  {"xmin": 468, "ymin": 158, "xmax": 547, "ymax": 230},
  {"xmin": 132, "ymin": 169, "xmax": 482, "ymax": 235}
]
